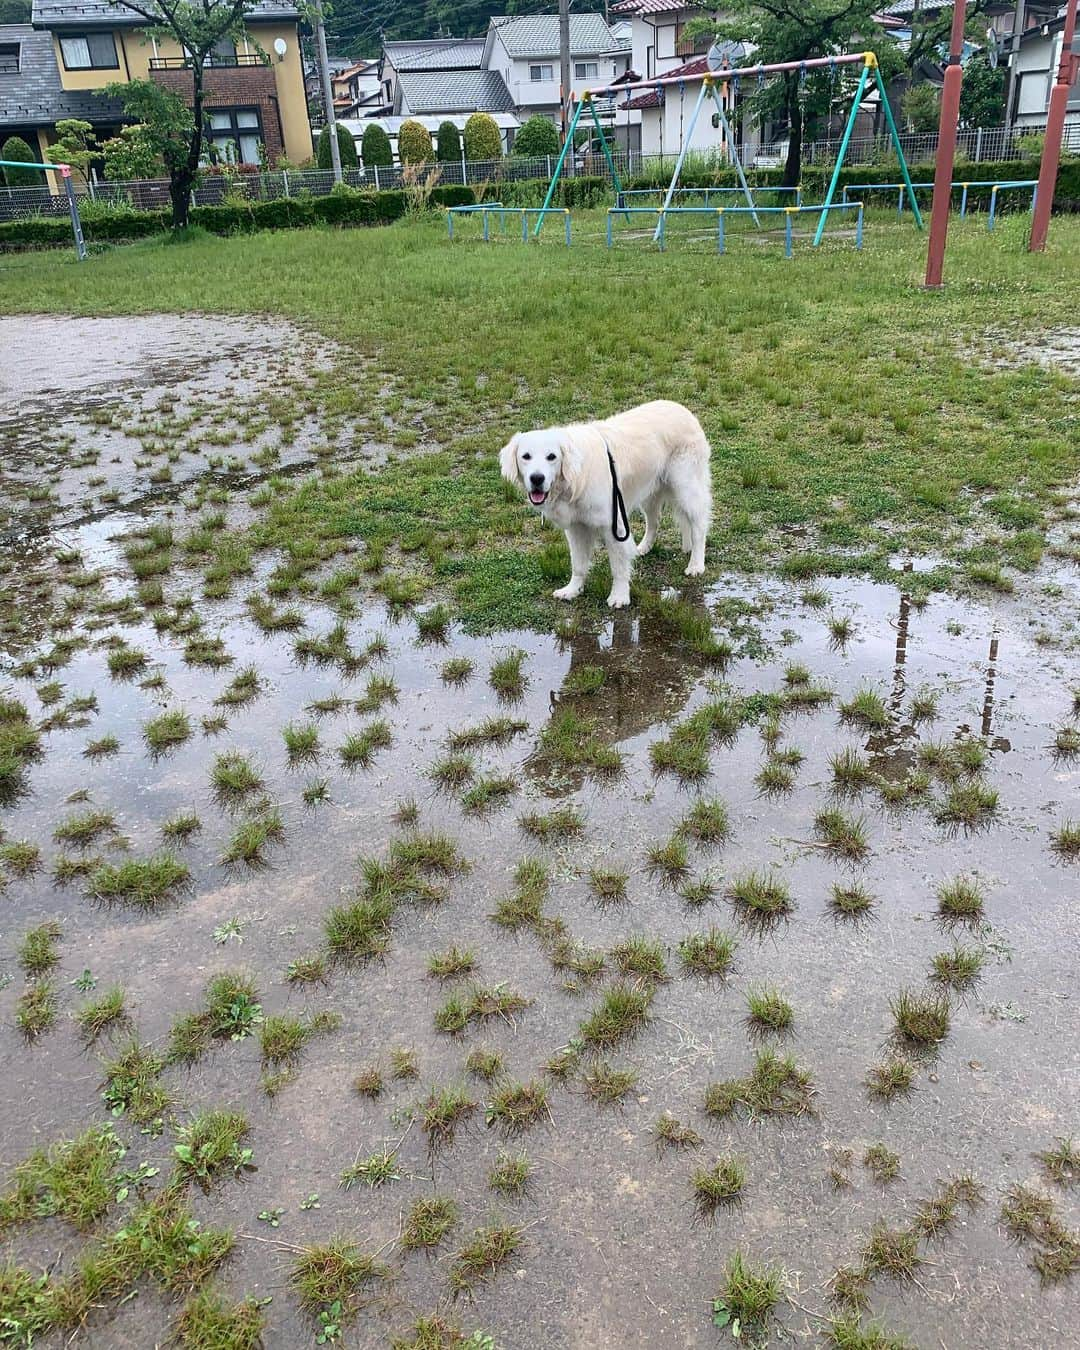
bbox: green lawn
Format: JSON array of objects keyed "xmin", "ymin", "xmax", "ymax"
[{"xmin": 3, "ymin": 208, "xmax": 1077, "ymax": 629}]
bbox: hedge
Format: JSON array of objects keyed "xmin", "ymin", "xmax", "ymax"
[{"xmin": 0, "ymin": 184, "xmax": 477, "ymax": 250}]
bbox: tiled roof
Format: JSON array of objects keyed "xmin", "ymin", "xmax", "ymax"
[
  {"xmin": 622, "ymin": 54, "xmax": 711, "ymax": 108},
  {"xmin": 0, "ymin": 23, "xmax": 125, "ymax": 127},
  {"xmin": 397, "ymin": 68, "xmax": 514, "ymax": 115},
  {"xmin": 488, "ymin": 13, "xmax": 615, "ymax": 58},
  {"xmin": 31, "ymin": 0, "xmax": 300, "ymax": 27},
  {"xmin": 383, "ymin": 38, "xmax": 485, "ymax": 72},
  {"xmin": 611, "ymin": 0, "xmax": 713, "ymax": 15}
]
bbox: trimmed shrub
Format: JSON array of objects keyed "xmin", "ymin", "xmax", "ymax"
[
  {"xmin": 464, "ymin": 112, "xmax": 502, "ymax": 162},
  {"xmin": 1, "ymin": 135, "xmax": 43, "ymax": 187},
  {"xmin": 437, "ymin": 120, "xmax": 462, "ymax": 162},
  {"xmin": 399, "ymin": 119, "xmax": 434, "ymax": 165},
  {"xmin": 513, "ymin": 115, "xmax": 560, "ymax": 158},
  {"xmin": 316, "ymin": 123, "xmax": 358, "ymax": 171},
  {"xmin": 361, "ymin": 123, "xmax": 392, "ymax": 168}
]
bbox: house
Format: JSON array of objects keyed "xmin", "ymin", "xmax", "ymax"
[
  {"xmin": 1010, "ymin": 4, "xmax": 1080, "ymax": 136},
  {"xmin": 380, "ymin": 38, "xmax": 487, "ymax": 115},
  {"xmin": 622, "ymin": 47, "xmax": 750, "ymax": 159},
  {"xmin": 483, "ymin": 12, "xmax": 628, "ymax": 120},
  {"xmin": 5, "ymin": 0, "xmax": 312, "ymax": 176},
  {"xmin": 611, "ymin": 0, "xmax": 722, "ymax": 82},
  {"xmin": 331, "ymin": 59, "xmax": 383, "ymax": 118}
]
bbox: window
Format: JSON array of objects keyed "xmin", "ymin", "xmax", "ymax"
[
  {"xmin": 0, "ymin": 43, "xmax": 20, "ymax": 75},
  {"xmin": 205, "ymin": 107, "xmax": 263, "ymax": 165},
  {"xmin": 59, "ymin": 32, "xmax": 119, "ymax": 70},
  {"xmin": 574, "ymin": 62, "xmax": 598, "ymax": 80},
  {"xmin": 206, "ymin": 35, "xmax": 236, "ymax": 66},
  {"xmin": 529, "ymin": 63, "xmax": 553, "ymax": 81}
]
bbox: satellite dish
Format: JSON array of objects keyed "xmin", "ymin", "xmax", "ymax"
[
  {"xmin": 706, "ymin": 43, "xmax": 728, "ymax": 73},
  {"xmin": 986, "ymin": 28, "xmax": 999, "ymax": 69},
  {"xmin": 274, "ymin": 37, "xmax": 288, "ymax": 58}
]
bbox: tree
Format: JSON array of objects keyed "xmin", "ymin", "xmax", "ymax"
[
  {"xmin": 361, "ymin": 123, "xmax": 392, "ymax": 169},
  {"xmin": 1, "ymin": 135, "xmax": 43, "ymax": 187},
  {"xmin": 685, "ymin": 1, "xmax": 886, "ymax": 187},
  {"xmin": 398, "ymin": 119, "xmax": 434, "ymax": 164},
  {"xmin": 959, "ymin": 52, "xmax": 1005, "ymax": 128},
  {"xmin": 512, "ymin": 114, "xmax": 559, "ymax": 158},
  {"xmin": 101, "ymin": 123, "xmax": 164, "ymax": 180},
  {"xmin": 317, "ymin": 123, "xmax": 358, "ymax": 170},
  {"xmin": 464, "ymin": 111, "xmax": 501, "ymax": 163},
  {"xmin": 45, "ymin": 119, "xmax": 97, "ymax": 180},
  {"xmin": 902, "ymin": 82, "xmax": 940, "ymax": 134},
  {"xmin": 102, "ymin": 0, "xmax": 255, "ymax": 228},
  {"xmin": 0, "ymin": 0, "xmax": 30, "ymax": 20},
  {"xmin": 436, "ymin": 120, "xmax": 462, "ymax": 162},
  {"xmin": 104, "ymin": 78, "xmax": 195, "ymax": 214}
]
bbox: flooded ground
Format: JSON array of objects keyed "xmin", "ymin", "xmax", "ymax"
[{"xmin": 0, "ymin": 316, "xmax": 1078, "ymax": 1349}]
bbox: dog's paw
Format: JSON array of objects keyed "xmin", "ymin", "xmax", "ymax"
[
  {"xmin": 684, "ymin": 562, "xmax": 705, "ymax": 578},
  {"xmin": 606, "ymin": 591, "xmax": 631, "ymax": 609},
  {"xmin": 552, "ymin": 584, "xmax": 582, "ymax": 601},
  {"xmin": 636, "ymin": 540, "xmax": 653, "ymax": 557}
]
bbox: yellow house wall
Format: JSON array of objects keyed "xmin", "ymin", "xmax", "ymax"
[{"xmin": 52, "ymin": 22, "xmax": 312, "ymax": 164}]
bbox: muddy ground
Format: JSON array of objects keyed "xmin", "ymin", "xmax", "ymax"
[{"xmin": 0, "ymin": 315, "xmax": 1077, "ymax": 1349}]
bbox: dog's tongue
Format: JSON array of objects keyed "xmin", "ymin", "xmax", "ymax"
[{"xmin": 529, "ymin": 490, "xmax": 546, "ymax": 505}]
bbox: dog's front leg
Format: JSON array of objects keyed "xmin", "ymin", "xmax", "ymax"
[
  {"xmin": 552, "ymin": 525, "xmax": 594, "ymax": 601},
  {"xmin": 604, "ymin": 533, "xmax": 635, "ymax": 608}
]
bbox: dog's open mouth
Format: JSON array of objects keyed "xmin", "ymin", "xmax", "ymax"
[{"xmin": 528, "ymin": 489, "xmax": 548, "ymax": 506}]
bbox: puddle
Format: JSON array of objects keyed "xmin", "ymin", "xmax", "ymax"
[{"xmin": 0, "ymin": 316, "xmax": 1078, "ymax": 1349}]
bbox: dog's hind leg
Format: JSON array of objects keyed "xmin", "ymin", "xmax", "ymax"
[
  {"xmin": 552, "ymin": 524, "xmax": 594, "ymax": 601},
  {"xmin": 672, "ymin": 505, "xmax": 692, "ymax": 554},
  {"xmin": 636, "ymin": 494, "xmax": 664, "ymax": 557},
  {"xmin": 604, "ymin": 532, "xmax": 636, "ymax": 608},
  {"xmin": 667, "ymin": 459, "xmax": 712, "ymax": 578}
]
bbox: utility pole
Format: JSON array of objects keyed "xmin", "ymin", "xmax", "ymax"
[
  {"xmin": 314, "ymin": 0, "xmax": 343, "ymax": 183},
  {"xmin": 1003, "ymin": 0, "xmax": 1026, "ymax": 136},
  {"xmin": 923, "ymin": 1, "xmax": 968, "ymax": 288},
  {"xmin": 1029, "ymin": 0, "xmax": 1079, "ymax": 250},
  {"xmin": 559, "ymin": 0, "xmax": 572, "ymax": 144}
]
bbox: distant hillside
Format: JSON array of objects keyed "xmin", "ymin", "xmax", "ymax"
[{"xmin": 325, "ymin": 1, "xmax": 609, "ymax": 56}]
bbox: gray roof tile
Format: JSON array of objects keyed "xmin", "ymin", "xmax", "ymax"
[
  {"xmin": 384, "ymin": 39, "xmax": 485, "ymax": 72},
  {"xmin": 398, "ymin": 68, "xmax": 514, "ymax": 114},
  {"xmin": 489, "ymin": 13, "xmax": 615, "ymax": 58},
  {"xmin": 31, "ymin": 0, "xmax": 299, "ymax": 27},
  {"xmin": 0, "ymin": 23, "xmax": 125, "ymax": 127}
]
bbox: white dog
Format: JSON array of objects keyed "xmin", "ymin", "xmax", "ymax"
[{"xmin": 499, "ymin": 399, "xmax": 711, "ymax": 608}]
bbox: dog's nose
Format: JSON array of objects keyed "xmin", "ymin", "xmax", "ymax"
[{"xmin": 529, "ymin": 472, "xmax": 545, "ymax": 488}]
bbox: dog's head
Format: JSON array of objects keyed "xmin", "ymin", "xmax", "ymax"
[{"xmin": 499, "ymin": 428, "xmax": 582, "ymax": 507}]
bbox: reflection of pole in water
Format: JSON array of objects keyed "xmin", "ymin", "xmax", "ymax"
[
  {"xmin": 890, "ymin": 563, "xmax": 913, "ymax": 715},
  {"xmin": 981, "ymin": 629, "xmax": 1000, "ymax": 739}
]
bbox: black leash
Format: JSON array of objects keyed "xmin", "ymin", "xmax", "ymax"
[{"xmin": 603, "ymin": 437, "xmax": 631, "ymax": 542}]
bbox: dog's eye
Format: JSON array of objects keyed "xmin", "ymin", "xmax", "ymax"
[
  {"xmin": 522, "ymin": 453, "xmax": 531, "ymax": 461},
  {"xmin": 546, "ymin": 453, "xmax": 556, "ymax": 462}
]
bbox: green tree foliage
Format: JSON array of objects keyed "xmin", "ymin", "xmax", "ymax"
[
  {"xmin": 1, "ymin": 135, "xmax": 43, "ymax": 187},
  {"xmin": 101, "ymin": 124, "xmax": 165, "ymax": 180},
  {"xmin": 959, "ymin": 52, "xmax": 1005, "ymax": 128},
  {"xmin": 464, "ymin": 111, "xmax": 502, "ymax": 162},
  {"xmin": 437, "ymin": 120, "xmax": 462, "ymax": 162},
  {"xmin": 44, "ymin": 119, "xmax": 97, "ymax": 179},
  {"xmin": 902, "ymin": 82, "xmax": 940, "ymax": 133},
  {"xmin": 326, "ymin": 2, "xmax": 607, "ymax": 51},
  {"xmin": 398, "ymin": 119, "xmax": 435, "ymax": 164},
  {"xmin": 317, "ymin": 122, "xmax": 359, "ymax": 170},
  {"xmin": 104, "ymin": 79, "xmax": 195, "ymax": 200},
  {"xmin": 0, "ymin": 0, "xmax": 30, "ymax": 20},
  {"xmin": 361, "ymin": 123, "xmax": 393, "ymax": 168},
  {"xmin": 512, "ymin": 114, "xmax": 559, "ymax": 157},
  {"xmin": 685, "ymin": 2, "xmax": 890, "ymax": 186}
]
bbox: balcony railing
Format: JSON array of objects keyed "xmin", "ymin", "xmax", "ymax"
[{"xmin": 149, "ymin": 53, "xmax": 269, "ymax": 71}]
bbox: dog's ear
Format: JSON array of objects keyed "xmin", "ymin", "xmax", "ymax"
[
  {"xmin": 559, "ymin": 436, "xmax": 586, "ymax": 501},
  {"xmin": 498, "ymin": 434, "xmax": 520, "ymax": 484}
]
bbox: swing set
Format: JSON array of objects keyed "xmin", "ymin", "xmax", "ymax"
[{"xmin": 535, "ymin": 50, "xmax": 924, "ymax": 249}]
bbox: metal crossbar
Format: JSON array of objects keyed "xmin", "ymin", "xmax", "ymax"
[
  {"xmin": 841, "ymin": 177, "xmax": 1037, "ymax": 228},
  {"xmin": 0, "ymin": 156, "xmax": 84, "ymax": 259},
  {"xmin": 606, "ymin": 201, "xmax": 864, "ymax": 256},
  {"xmin": 448, "ymin": 204, "xmax": 572, "ymax": 246}
]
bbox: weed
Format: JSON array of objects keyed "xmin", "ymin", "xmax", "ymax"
[
  {"xmin": 102, "ymin": 1039, "xmax": 169, "ymax": 1123},
  {"xmin": 935, "ymin": 781, "xmax": 998, "ymax": 828},
  {"xmin": 582, "ymin": 1059, "xmax": 638, "ymax": 1106},
  {"xmin": 465, "ymin": 1047, "xmax": 504, "ymax": 1082},
  {"xmin": 429, "ymin": 752, "xmax": 476, "ymax": 791},
  {"xmin": 828, "ymin": 613, "xmax": 854, "ymax": 645},
  {"xmin": 283, "ymin": 722, "xmax": 320, "ymax": 764},
  {"xmin": 704, "ymin": 1048, "xmax": 814, "ymax": 1120},
  {"xmin": 16, "ymin": 982, "xmax": 57, "ymax": 1040},
  {"xmin": 390, "ymin": 1047, "xmax": 419, "ymax": 1080},
  {"xmin": 936, "ymin": 875, "xmax": 986, "ymax": 927},
  {"xmin": 579, "ymin": 983, "xmax": 652, "ymax": 1050},
  {"xmin": 653, "ymin": 1113, "xmax": 703, "ymax": 1152},
  {"xmin": 222, "ymin": 808, "xmax": 285, "ymax": 866},
  {"xmin": 339, "ymin": 720, "xmax": 392, "ymax": 769},
  {"xmin": 54, "ymin": 808, "xmax": 116, "ymax": 847},
  {"xmin": 260, "ymin": 1011, "xmax": 338, "ymax": 1066},
  {"xmin": 340, "ymin": 1147, "xmax": 401, "ymax": 1189},
  {"xmin": 428, "ymin": 947, "xmax": 477, "ymax": 980},
  {"xmin": 490, "ymin": 1149, "xmax": 532, "ymax": 1198},
  {"xmin": 826, "ymin": 1315, "xmax": 909, "ymax": 1349},
  {"xmin": 401, "ymin": 1195, "xmax": 458, "ymax": 1251},
  {"xmin": 422, "ymin": 1085, "xmax": 476, "ymax": 1151},
  {"xmin": 839, "ymin": 689, "xmax": 888, "ymax": 730},
  {"xmin": 2, "ymin": 841, "xmax": 41, "ymax": 876},
  {"xmin": 161, "ymin": 811, "xmax": 202, "ymax": 842},
  {"xmin": 356, "ymin": 674, "xmax": 398, "ymax": 714},
  {"xmin": 588, "ymin": 866, "xmax": 628, "ymax": 905},
  {"xmin": 211, "ymin": 752, "xmax": 263, "ymax": 801},
  {"xmin": 143, "ymin": 709, "xmax": 192, "ymax": 754},
  {"xmin": 890, "ymin": 988, "xmax": 951, "ymax": 1049},
  {"xmin": 352, "ymin": 1066, "xmax": 384, "ymax": 1099},
  {"xmin": 448, "ymin": 716, "xmax": 527, "ymax": 750},
  {"xmin": 678, "ymin": 927, "xmax": 737, "ymax": 979},
  {"xmin": 486, "ymin": 1080, "xmax": 550, "ymax": 1137},
  {"xmin": 290, "ymin": 1238, "xmax": 388, "ymax": 1322},
  {"xmin": 865, "ymin": 1058, "xmax": 917, "ymax": 1103},
  {"xmin": 441, "ymin": 656, "xmax": 474, "ymax": 685},
  {"xmin": 910, "ymin": 688, "xmax": 939, "ymax": 721},
  {"xmin": 0, "ymin": 1123, "xmax": 124, "ymax": 1232},
  {"xmin": 815, "ymin": 808, "xmax": 871, "ymax": 862},
  {"xmin": 174, "ymin": 1287, "xmax": 266, "ymax": 1350},
  {"xmin": 84, "ymin": 734, "xmax": 120, "ymax": 760},
  {"xmin": 415, "ymin": 603, "xmax": 451, "ymax": 642},
  {"xmin": 646, "ymin": 837, "xmax": 690, "ymax": 886},
  {"xmin": 1036, "ymin": 1138, "xmax": 1080, "ymax": 1190},
  {"xmin": 712, "ymin": 1250, "xmax": 782, "ymax": 1334},
  {"xmin": 75, "ymin": 987, "xmax": 127, "ymax": 1043},
  {"xmin": 519, "ymin": 803, "xmax": 586, "ymax": 842},
  {"xmin": 692, "ymin": 1156, "xmax": 746, "ymax": 1217},
  {"xmin": 676, "ymin": 797, "xmax": 730, "ymax": 846},
  {"xmin": 726, "ymin": 870, "xmax": 793, "ymax": 931},
  {"xmin": 448, "ymin": 1224, "xmax": 522, "ymax": 1296},
  {"xmin": 744, "ymin": 987, "xmax": 794, "ymax": 1038},
  {"xmin": 831, "ymin": 747, "xmax": 873, "ymax": 792},
  {"xmin": 303, "ymin": 778, "xmax": 331, "ymax": 806},
  {"xmin": 18, "ymin": 921, "xmax": 62, "ymax": 977},
  {"xmin": 611, "ymin": 935, "xmax": 668, "ymax": 985},
  {"xmin": 173, "ymin": 1110, "xmax": 252, "ymax": 1191},
  {"xmin": 324, "ymin": 891, "xmax": 393, "ymax": 963},
  {"xmin": 214, "ymin": 666, "xmax": 261, "ymax": 708},
  {"xmin": 286, "ymin": 953, "xmax": 327, "ymax": 985},
  {"xmin": 678, "ymin": 875, "xmax": 720, "ymax": 907},
  {"xmin": 564, "ymin": 664, "xmax": 605, "ymax": 694},
  {"xmin": 1051, "ymin": 819, "xmax": 1080, "ymax": 859},
  {"xmin": 930, "ymin": 946, "xmax": 986, "ymax": 992},
  {"xmin": 538, "ymin": 707, "xmax": 623, "ymax": 779},
  {"xmin": 461, "ymin": 773, "xmax": 518, "ymax": 814},
  {"xmin": 489, "ymin": 649, "xmax": 528, "ymax": 698},
  {"xmin": 863, "ymin": 1144, "xmax": 901, "ymax": 1184},
  {"xmin": 828, "ymin": 1266, "xmax": 870, "ymax": 1313},
  {"xmin": 863, "ymin": 1224, "xmax": 922, "ymax": 1281},
  {"xmin": 829, "ymin": 883, "xmax": 876, "ymax": 920}
]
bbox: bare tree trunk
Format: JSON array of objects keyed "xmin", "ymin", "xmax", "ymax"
[
  {"xmin": 170, "ymin": 62, "xmax": 205, "ymax": 229},
  {"xmin": 783, "ymin": 74, "xmax": 802, "ymax": 187}
]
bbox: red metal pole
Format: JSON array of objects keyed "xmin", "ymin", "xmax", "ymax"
[
  {"xmin": 924, "ymin": 3, "xmax": 969, "ymax": 289},
  {"xmin": 1029, "ymin": 0, "xmax": 1079, "ymax": 251}
]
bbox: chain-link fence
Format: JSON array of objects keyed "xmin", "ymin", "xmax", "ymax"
[{"xmin": 1, "ymin": 123, "xmax": 1073, "ymax": 222}]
